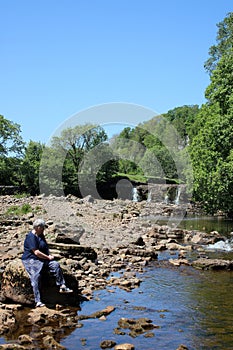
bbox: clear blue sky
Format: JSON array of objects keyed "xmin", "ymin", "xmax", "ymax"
[{"xmin": 1, "ymin": 0, "xmax": 232, "ymax": 144}]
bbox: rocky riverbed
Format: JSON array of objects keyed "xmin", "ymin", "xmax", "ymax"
[{"xmin": 0, "ymin": 194, "xmax": 231, "ymax": 349}]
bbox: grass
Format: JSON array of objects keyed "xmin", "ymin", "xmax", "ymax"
[
  {"xmin": 116, "ymin": 173, "xmax": 180, "ymax": 184},
  {"xmin": 4, "ymin": 203, "xmax": 32, "ymax": 217}
]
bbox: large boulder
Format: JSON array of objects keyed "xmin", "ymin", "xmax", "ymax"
[{"xmin": 0, "ymin": 258, "xmax": 80, "ymax": 306}]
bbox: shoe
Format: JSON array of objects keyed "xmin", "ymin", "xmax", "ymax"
[
  {"xmin": 59, "ymin": 286, "xmax": 73, "ymax": 293},
  {"xmin": 36, "ymin": 301, "xmax": 45, "ymax": 307}
]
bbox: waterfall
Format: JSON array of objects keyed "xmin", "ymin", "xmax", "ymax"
[
  {"xmin": 174, "ymin": 186, "xmax": 181, "ymax": 205},
  {"xmin": 132, "ymin": 187, "xmax": 139, "ymax": 202},
  {"xmin": 147, "ymin": 190, "xmax": 152, "ymax": 202},
  {"xmin": 164, "ymin": 193, "xmax": 169, "ymax": 204}
]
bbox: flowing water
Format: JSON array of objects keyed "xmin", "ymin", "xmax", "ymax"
[
  {"xmin": 1, "ymin": 217, "xmax": 233, "ymax": 349},
  {"xmin": 59, "ymin": 251, "xmax": 233, "ymax": 350}
]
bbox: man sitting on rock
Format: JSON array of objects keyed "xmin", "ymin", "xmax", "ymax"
[{"xmin": 22, "ymin": 218, "xmax": 73, "ymax": 307}]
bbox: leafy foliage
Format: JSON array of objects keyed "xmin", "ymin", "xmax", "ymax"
[
  {"xmin": 111, "ymin": 105, "xmax": 198, "ymax": 183},
  {"xmin": 189, "ymin": 12, "xmax": 233, "ymax": 216},
  {"xmin": 40, "ymin": 124, "xmax": 118, "ymax": 196},
  {"xmin": 204, "ymin": 12, "xmax": 233, "ymax": 75},
  {"xmin": 0, "ymin": 115, "xmax": 25, "ymax": 157},
  {"xmin": 21, "ymin": 141, "xmax": 45, "ymax": 195}
]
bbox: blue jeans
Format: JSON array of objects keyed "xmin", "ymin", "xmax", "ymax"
[{"xmin": 23, "ymin": 259, "xmax": 66, "ymax": 303}]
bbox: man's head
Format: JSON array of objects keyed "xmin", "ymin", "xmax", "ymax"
[
  {"xmin": 33, "ymin": 219, "xmax": 47, "ymax": 235},
  {"xmin": 33, "ymin": 218, "xmax": 46, "ymax": 229}
]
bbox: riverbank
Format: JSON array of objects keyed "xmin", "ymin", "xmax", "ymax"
[{"xmin": 0, "ymin": 195, "xmax": 232, "ymax": 349}]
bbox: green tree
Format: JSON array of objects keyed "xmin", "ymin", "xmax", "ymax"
[
  {"xmin": 0, "ymin": 115, "xmax": 25, "ymax": 187},
  {"xmin": 204, "ymin": 12, "xmax": 233, "ymax": 75},
  {"xmin": 51, "ymin": 124, "xmax": 107, "ymax": 173},
  {"xmin": 21, "ymin": 141, "xmax": 45, "ymax": 195},
  {"xmin": 40, "ymin": 124, "xmax": 118, "ymax": 197},
  {"xmin": 0, "ymin": 115, "xmax": 25, "ymax": 157},
  {"xmin": 190, "ymin": 98, "xmax": 233, "ymax": 215},
  {"xmin": 165, "ymin": 105, "xmax": 200, "ymax": 144},
  {"xmin": 205, "ymin": 50, "xmax": 233, "ymax": 115},
  {"xmin": 188, "ymin": 12, "xmax": 233, "ymax": 216}
]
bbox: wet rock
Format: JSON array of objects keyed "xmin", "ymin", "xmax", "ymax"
[
  {"xmin": 18, "ymin": 334, "xmax": 33, "ymax": 344},
  {"xmin": 169, "ymin": 258, "xmax": 190, "ymax": 266},
  {"xmin": 78, "ymin": 305, "xmax": 115, "ymax": 320},
  {"xmin": 114, "ymin": 343, "xmax": 135, "ymax": 350},
  {"xmin": 122, "ymin": 248, "xmax": 158, "ymax": 260},
  {"xmin": 176, "ymin": 345, "xmax": 189, "ymax": 350},
  {"xmin": 192, "ymin": 258, "xmax": 233, "ymax": 270},
  {"xmin": 108, "ymin": 277, "xmax": 141, "ymax": 291},
  {"xmin": 117, "ymin": 317, "xmax": 159, "ymax": 337},
  {"xmin": 185, "ymin": 230, "xmax": 224, "ymax": 245},
  {"xmin": 0, "ymin": 344, "xmax": 27, "ymax": 349},
  {"xmin": 42, "ymin": 335, "xmax": 66, "ymax": 349},
  {"xmin": 100, "ymin": 339, "xmax": 117, "ymax": 348},
  {"xmin": 0, "ymin": 307, "xmax": 16, "ymax": 335}
]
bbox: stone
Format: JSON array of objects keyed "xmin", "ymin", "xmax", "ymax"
[
  {"xmin": 78, "ymin": 305, "xmax": 115, "ymax": 320},
  {"xmin": 169, "ymin": 258, "xmax": 190, "ymax": 266},
  {"xmin": 0, "ymin": 308, "xmax": 16, "ymax": 335},
  {"xmin": 114, "ymin": 344, "xmax": 135, "ymax": 350},
  {"xmin": 42, "ymin": 335, "xmax": 66, "ymax": 349},
  {"xmin": 0, "ymin": 344, "xmax": 26, "ymax": 349},
  {"xmin": 100, "ymin": 340, "xmax": 117, "ymax": 348},
  {"xmin": 176, "ymin": 345, "xmax": 189, "ymax": 350},
  {"xmin": 48, "ymin": 242, "xmax": 97, "ymax": 261},
  {"xmin": 18, "ymin": 334, "xmax": 33, "ymax": 344},
  {"xmin": 192, "ymin": 258, "xmax": 233, "ymax": 270},
  {"xmin": 1, "ymin": 259, "xmax": 34, "ymax": 305}
]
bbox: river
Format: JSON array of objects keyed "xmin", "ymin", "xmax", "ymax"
[{"xmin": 60, "ymin": 250, "xmax": 233, "ymax": 350}]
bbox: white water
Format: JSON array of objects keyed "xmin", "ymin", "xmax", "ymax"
[
  {"xmin": 207, "ymin": 239, "xmax": 233, "ymax": 251},
  {"xmin": 132, "ymin": 187, "xmax": 139, "ymax": 202},
  {"xmin": 147, "ymin": 190, "xmax": 152, "ymax": 202},
  {"xmin": 174, "ymin": 186, "xmax": 181, "ymax": 205}
]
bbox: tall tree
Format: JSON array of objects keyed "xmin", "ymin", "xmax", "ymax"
[
  {"xmin": 205, "ymin": 50, "xmax": 233, "ymax": 115},
  {"xmin": 21, "ymin": 141, "xmax": 45, "ymax": 195},
  {"xmin": 189, "ymin": 13, "xmax": 233, "ymax": 216},
  {"xmin": 0, "ymin": 115, "xmax": 25, "ymax": 157},
  {"xmin": 40, "ymin": 124, "xmax": 118, "ymax": 197},
  {"xmin": 0, "ymin": 115, "xmax": 25, "ymax": 187},
  {"xmin": 51, "ymin": 124, "xmax": 107, "ymax": 173},
  {"xmin": 204, "ymin": 12, "xmax": 233, "ymax": 75}
]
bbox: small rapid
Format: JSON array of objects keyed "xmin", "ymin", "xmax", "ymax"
[{"xmin": 207, "ymin": 239, "xmax": 233, "ymax": 251}]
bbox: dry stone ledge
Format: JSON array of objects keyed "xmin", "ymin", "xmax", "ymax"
[
  {"xmin": 48, "ymin": 242, "xmax": 97, "ymax": 261},
  {"xmin": 0, "ymin": 258, "xmax": 80, "ymax": 306}
]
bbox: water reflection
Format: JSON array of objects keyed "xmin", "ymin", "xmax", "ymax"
[
  {"xmin": 60, "ymin": 256, "xmax": 233, "ymax": 350},
  {"xmin": 188, "ymin": 269, "xmax": 233, "ymax": 349},
  {"xmin": 153, "ymin": 215, "xmax": 233, "ymax": 237}
]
